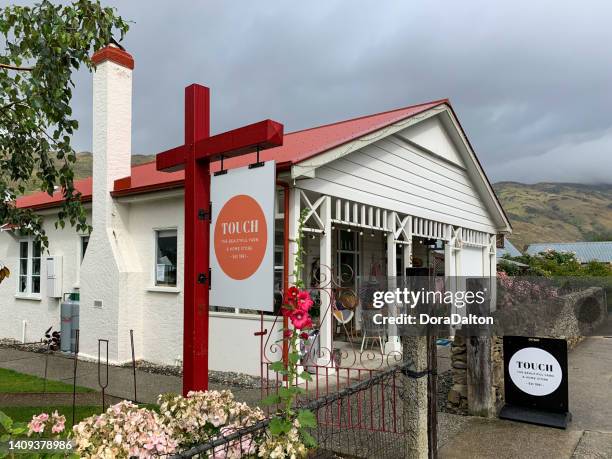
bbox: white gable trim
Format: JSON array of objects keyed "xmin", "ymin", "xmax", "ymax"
[
  {"xmin": 291, "ymin": 105, "xmax": 447, "ymax": 180},
  {"xmin": 438, "ymin": 108, "xmax": 512, "ymax": 233},
  {"xmin": 291, "ymin": 104, "xmax": 511, "ymax": 234}
]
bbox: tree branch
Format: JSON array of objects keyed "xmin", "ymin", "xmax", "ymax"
[{"xmin": 0, "ymin": 63, "xmax": 33, "ymax": 71}]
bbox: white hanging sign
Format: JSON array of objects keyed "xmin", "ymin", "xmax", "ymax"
[{"xmin": 210, "ymin": 161, "xmax": 275, "ymax": 311}]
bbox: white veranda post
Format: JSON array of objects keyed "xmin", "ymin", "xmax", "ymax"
[
  {"xmin": 288, "ymin": 187, "xmax": 301, "ymax": 286},
  {"xmin": 290, "ymin": 188, "xmax": 334, "ymax": 367},
  {"xmin": 318, "ymin": 196, "xmax": 333, "ymax": 364},
  {"xmin": 487, "ymin": 235, "xmax": 497, "ymax": 311},
  {"xmin": 403, "ymin": 215, "xmax": 413, "ymax": 272},
  {"xmin": 445, "ymin": 226, "xmax": 462, "ymax": 318},
  {"xmin": 385, "ymin": 212, "xmax": 402, "ymax": 354}
]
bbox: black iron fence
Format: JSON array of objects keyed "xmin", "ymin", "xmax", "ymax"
[{"xmin": 170, "ymin": 361, "xmax": 430, "ymax": 459}]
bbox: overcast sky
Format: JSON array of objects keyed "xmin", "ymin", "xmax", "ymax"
[{"xmin": 3, "ymin": 0, "xmax": 612, "ymax": 184}]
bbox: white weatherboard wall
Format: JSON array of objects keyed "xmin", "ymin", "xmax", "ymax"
[
  {"xmin": 0, "ymin": 210, "xmax": 90, "ymax": 343},
  {"xmin": 209, "ymin": 314, "xmax": 280, "ymax": 376}
]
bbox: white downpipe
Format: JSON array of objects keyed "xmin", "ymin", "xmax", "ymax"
[{"xmin": 21, "ymin": 320, "xmax": 27, "ymax": 343}]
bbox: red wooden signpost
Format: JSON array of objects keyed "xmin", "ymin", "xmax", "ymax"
[{"xmin": 156, "ymin": 84, "xmax": 283, "ymax": 394}]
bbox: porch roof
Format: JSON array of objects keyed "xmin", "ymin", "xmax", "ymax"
[{"xmin": 16, "ymin": 98, "xmax": 448, "ymax": 207}]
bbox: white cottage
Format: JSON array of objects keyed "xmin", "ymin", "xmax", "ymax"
[{"xmin": 0, "ymin": 45, "xmax": 511, "ymax": 376}]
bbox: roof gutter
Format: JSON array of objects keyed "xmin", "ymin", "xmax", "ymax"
[{"xmin": 17, "ymin": 195, "xmax": 93, "ymax": 212}]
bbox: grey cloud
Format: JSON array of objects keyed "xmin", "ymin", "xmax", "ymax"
[{"xmin": 2, "ymin": 0, "xmax": 611, "ymax": 183}]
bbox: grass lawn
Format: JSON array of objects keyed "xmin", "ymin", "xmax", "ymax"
[
  {"xmin": 0, "ymin": 368, "xmax": 157, "ymax": 429},
  {"xmin": 1, "ymin": 403, "xmax": 159, "ymax": 427},
  {"xmin": 0, "ymin": 368, "xmax": 93, "ymax": 393},
  {"xmin": 0, "ymin": 405, "xmax": 102, "ymax": 427}
]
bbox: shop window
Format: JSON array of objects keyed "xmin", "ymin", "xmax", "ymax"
[
  {"xmin": 155, "ymin": 229, "xmax": 178, "ymax": 287},
  {"xmin": 337, "ymin": 229, "xmax": 359, "ymax": 288}
]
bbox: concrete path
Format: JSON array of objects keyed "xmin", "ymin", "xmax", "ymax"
[{"xmin": 439, "ymin": 317, "xmax": 612, "ymax": 459}]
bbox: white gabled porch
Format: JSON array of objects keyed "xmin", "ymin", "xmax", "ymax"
[{"xmin": 279, "ymin": 186, "xmax": 498, "ymax": 367}]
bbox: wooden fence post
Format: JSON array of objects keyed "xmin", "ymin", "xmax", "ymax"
[{"xmin": 467, "ymin": 336, "xmax": 494, "ymax": 417}]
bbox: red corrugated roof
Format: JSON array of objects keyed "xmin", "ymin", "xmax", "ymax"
[
  {"xmin": 16, "ymin": 177, "xmax": 93, "ymax": 211},
  {"xmin": 17, "ymin": 99, "xmax": 447, "ymax": 207},
  {"xmin": 218, "ymin": 99, "xmax": 446, "ymax": 170}
]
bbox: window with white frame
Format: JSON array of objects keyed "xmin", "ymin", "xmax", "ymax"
[
  {"xmin": 155, "ymin": 229, "xmax": 177, "ymax": 287},
  {"xmin": 18, "ymin": 239, "xmax": 42, "ymax": 295}
]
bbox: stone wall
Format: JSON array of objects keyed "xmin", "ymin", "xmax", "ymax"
[{"xmin": 447, "ymin": 286, "xmax": 607, "ymax": 414}]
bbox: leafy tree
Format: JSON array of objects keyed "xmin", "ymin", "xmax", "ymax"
[
  {"xmin": 499, "ymin": 250, "xmax": 612, "ymax": 310},
  {"xmin": 501, "ymin": 250, "xmax": 611, "ymax": 277},
  {"xmin": 0, "ymin": 0, "xmax": 129, "ymax": 252}
]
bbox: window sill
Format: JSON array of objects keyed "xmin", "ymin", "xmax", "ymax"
[
  {"xmin": 15, "ymin": 294, "xmax": 42, "ymax": 301},
  {"xmin": 210, "ymin": 311, "xmax": 278, "ymax": 322},
  {"xmin": 146, "ymin": 286, "xmax": 180, "ymax": 294}
]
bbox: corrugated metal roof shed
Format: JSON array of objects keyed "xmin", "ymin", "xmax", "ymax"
[
  {"xmin": 526, "ymin": 241, "xmax": 612, "ymax": 263},
  {"xmin": 497, "ymin": 240, "xmax": 522, "ymax": 259}
]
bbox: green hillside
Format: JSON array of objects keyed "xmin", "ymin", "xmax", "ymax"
[
  {"xmin": 21, "ymin": 152, "xmax": 155, "ymax": 194},
  {"xmin": 494, "ymin": 182, "xmax": 612, "ymax": 250}
]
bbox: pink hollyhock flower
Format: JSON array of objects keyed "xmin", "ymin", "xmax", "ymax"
[
  {"xmin": 297, "ymin": 290, "xmax": 311, "ymax": 301},
  {"xmin": 285, "ymin": 286, "xmax": 299, "ymax": 305},
  {"xmin": 297, "ymin": 298, "xmax": 314, "ymax": 312},
  {"xmin": 299, "ymin": 332, "xmax": 309, "ymax": 340},
  {"xmin": 283, "ymin": 329, "xmax": 293, "ymax": 338},
  {"xmin": 290, "ymin": 310, "xmax": 312, "ymax": 329}
]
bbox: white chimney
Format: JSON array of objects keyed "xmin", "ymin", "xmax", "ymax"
[
  {"xmin": 91, "ymin": 44, "xmax": 134, "ymax": 229},
  {"xmin": 79, "ymin": 45, "xmax": 137, "ymax": 364}
]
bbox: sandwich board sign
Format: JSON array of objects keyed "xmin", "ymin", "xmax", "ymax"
[
  {"xmin": 210, "ymin": 161, "xmax": 275, "ymax": 311},
  {"xmin": 500, "ymin": 336, "xmax": 571, "ymax": 429}
]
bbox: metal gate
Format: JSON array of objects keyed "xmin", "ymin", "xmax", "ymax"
[{"xmin": 256, "ymin": 261, "xmax": 439, "ymax": 456}]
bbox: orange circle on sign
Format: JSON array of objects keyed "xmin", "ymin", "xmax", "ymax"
[{"xmin": 214, "ymin": 194, "xmax": 268, "ymax": 280}]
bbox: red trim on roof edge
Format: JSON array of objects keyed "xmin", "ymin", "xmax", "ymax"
[
  {"xmin": 111, "ymin": 179, "xmax": 185, "ymax": 197},
  {"xmin": 91, "ymin": 46, "xmax": 134, "ymax": 70},
  {"xmin": 21, "ymin": 195, "xmax": 93, "ymax": 212}
]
